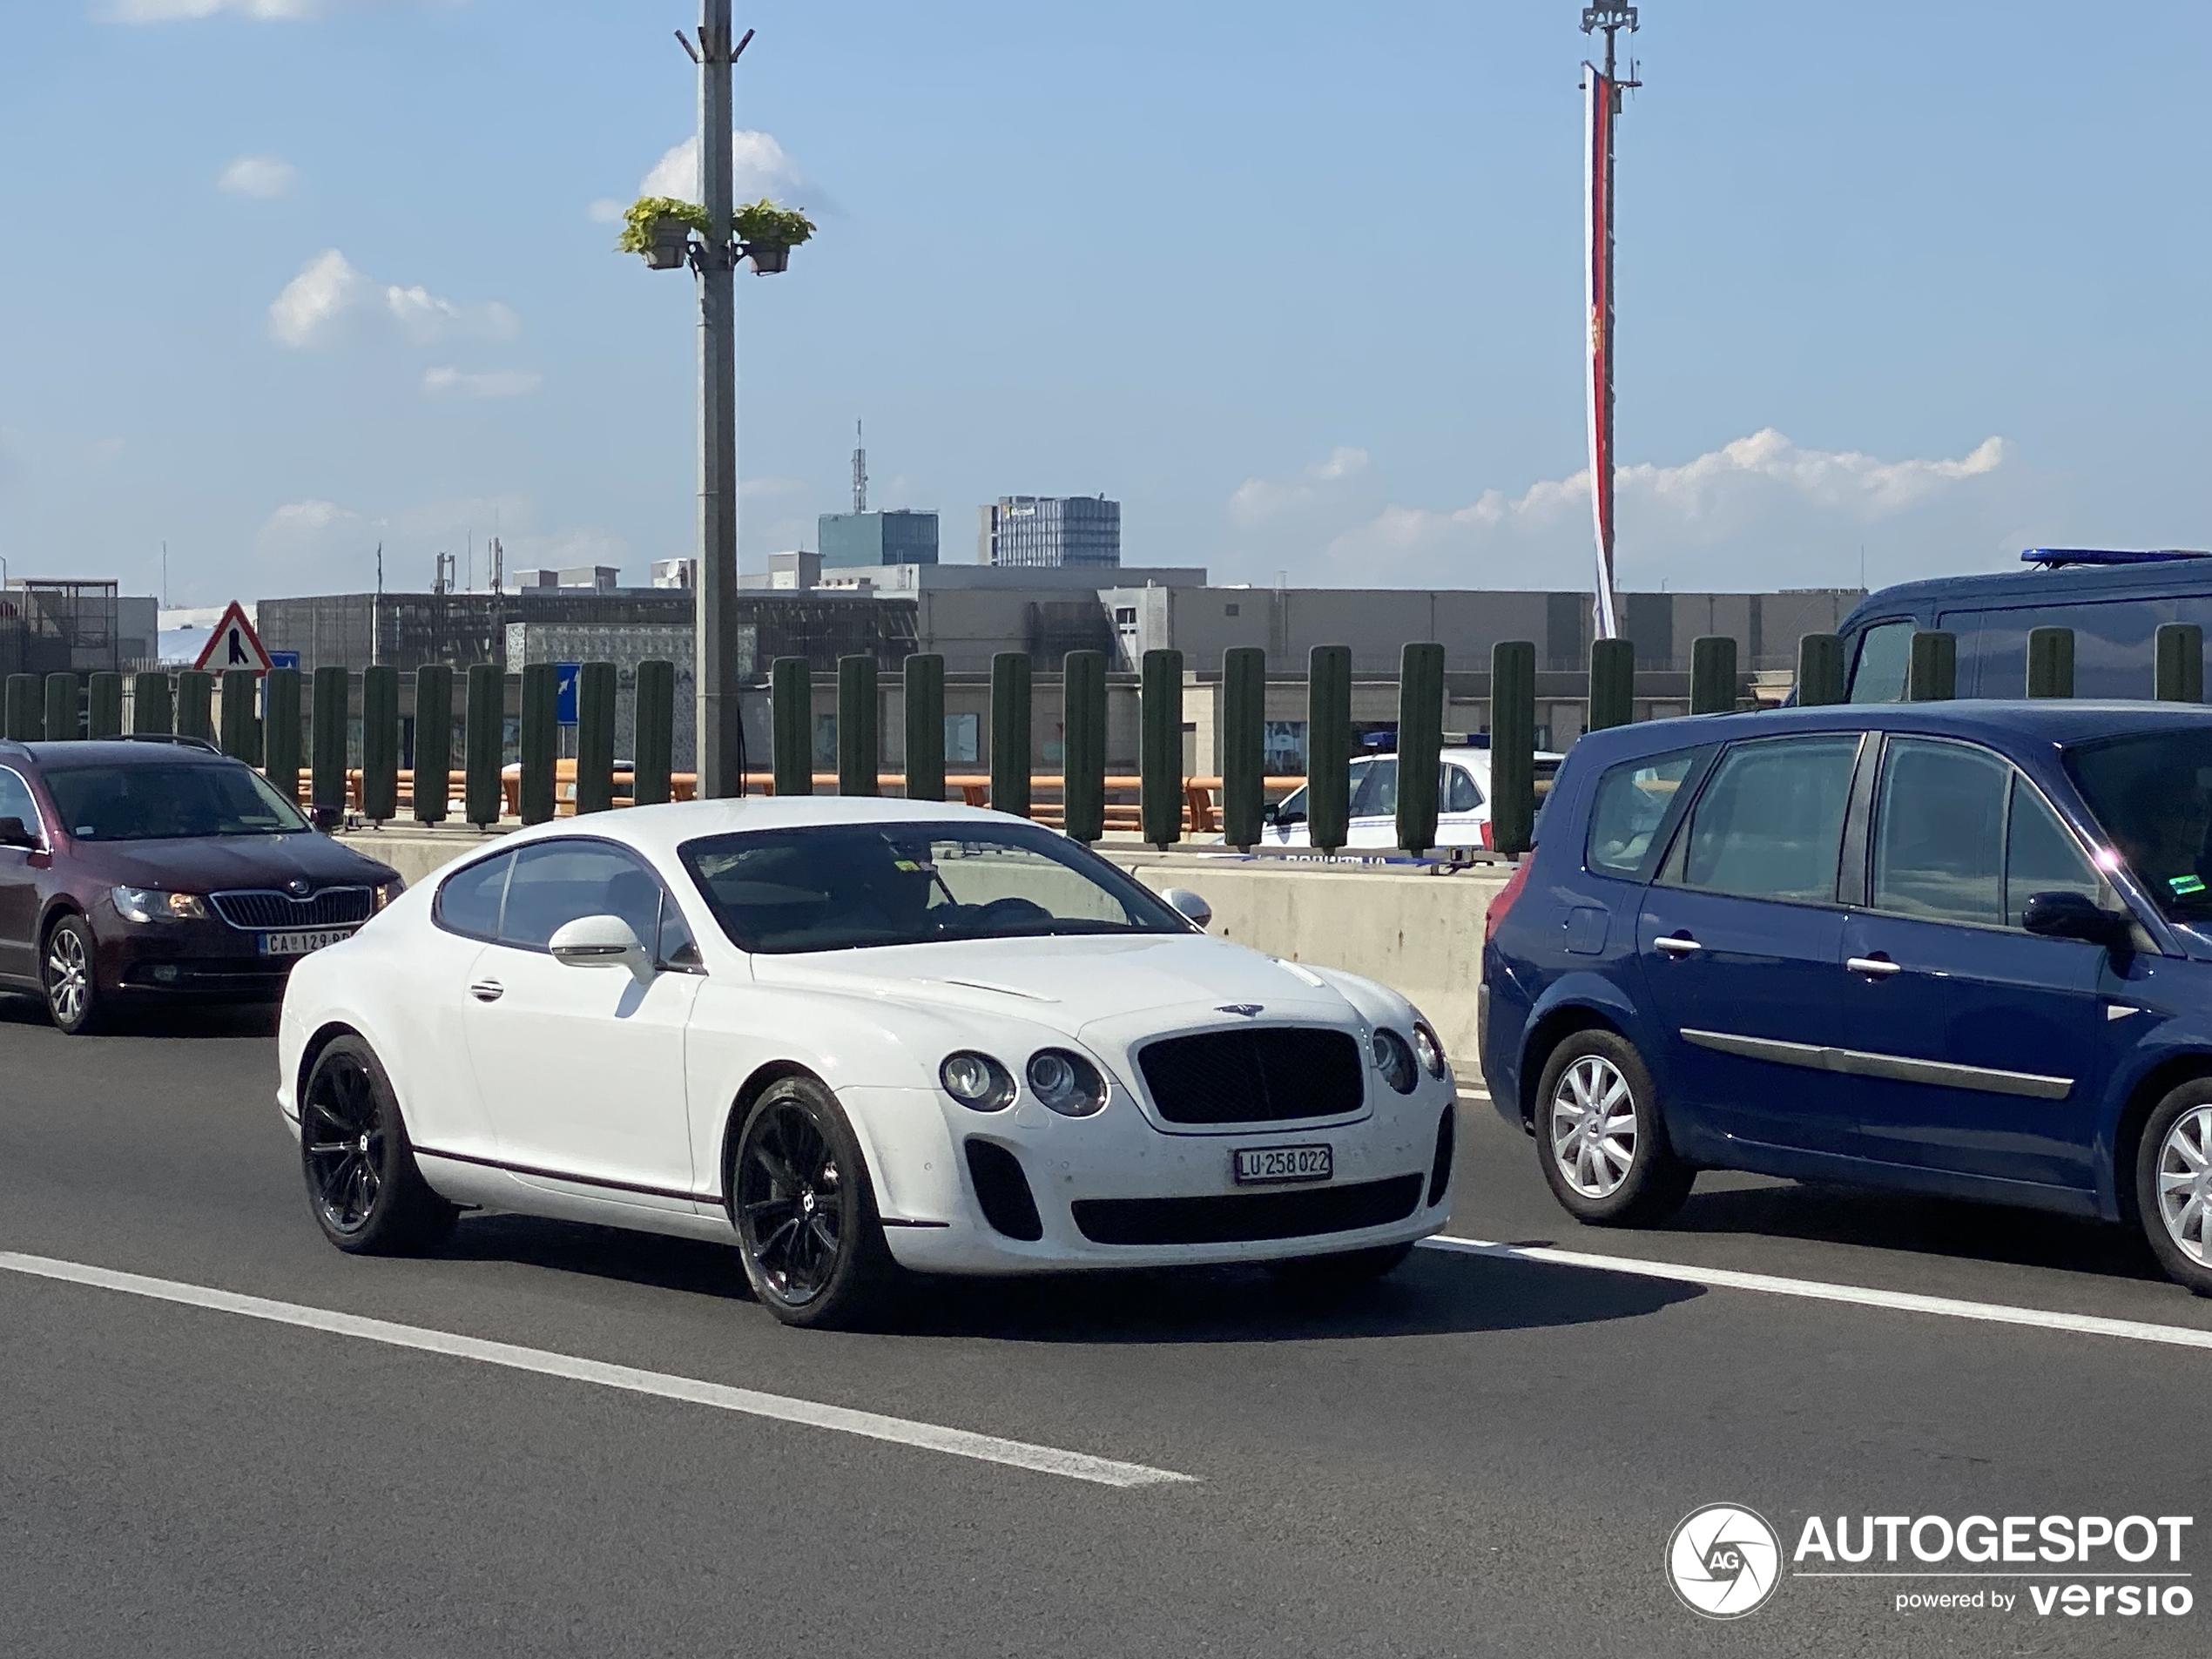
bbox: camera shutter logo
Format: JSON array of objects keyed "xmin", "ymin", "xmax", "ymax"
[{"xmin": 1667, "ymin": 1504, "xmax": 1782, "ymax": 1619}]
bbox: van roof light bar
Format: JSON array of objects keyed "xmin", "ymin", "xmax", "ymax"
[{"xmin": 2023, "ymin": 548, "xmax": 2212, "ymax": 568}]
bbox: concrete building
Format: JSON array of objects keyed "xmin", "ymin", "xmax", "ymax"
[
  {"xmin": 819, "ymin": 509, "xmax": 939, "ymax": 569},
  {"xmin": 977, "ymin": 496, "xmax": 1120, "ymax": 569},
  {"xmin": 2, "ymin": 580, "xmax": 158, "ymax": 678}
]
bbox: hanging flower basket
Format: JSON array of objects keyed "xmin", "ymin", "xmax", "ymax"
[
  {"xmin": 644, "ymin": 217, "xmax": 691, "ymax": 269},
  {"xmin": 617, "ymin": 196, "xmax": 711, "ymax": 270},
  {"xmin": 745, "ymin": 242, "xmax": 791, "ymax": 274},
  {"xmin": 732, "ymin": 199, "xmax": 815, "ymax": 277}
]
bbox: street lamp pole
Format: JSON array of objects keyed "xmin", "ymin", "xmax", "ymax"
[{"xmin": 693, "ymin": 2, "xmax": 751, "ymax": 797}]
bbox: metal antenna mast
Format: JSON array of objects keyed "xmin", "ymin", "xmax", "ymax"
[
  {"xmin": 1580, "ymin": 3, "xmax": 1640, "ymax": 638},
  {"xmin": 853, "ymin": 420, "xmax": 867, "ymax": 514}
]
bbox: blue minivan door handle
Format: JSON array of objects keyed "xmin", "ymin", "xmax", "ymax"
[{"xmin": 1653, "ymin": 934, "xmax": 1700, "ymax": 957}]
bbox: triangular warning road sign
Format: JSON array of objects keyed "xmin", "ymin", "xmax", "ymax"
[{"xmin": 192, "ymin": 601, "xmax": 274, "ymax": 674}]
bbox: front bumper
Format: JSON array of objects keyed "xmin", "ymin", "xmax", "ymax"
[
  {"xmin": 844, "ymin": 1076, "xmax": 1458, "ymax": 1275},
  {"xmin": 95, "ymin": 911, "xmax": 344, "ymax": 998}
]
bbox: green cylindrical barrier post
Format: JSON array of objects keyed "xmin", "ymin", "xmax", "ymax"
[
  {"xmin": 176, "ymin": 670, "xmax": 213, "ymax": 742},
  {"xmin": 1062, "ymin": 649, "xmax": 1108, "ymax": 844},
  {"xmin": 132, "ymin": 671, "xmax": 172, "ymax": 736},
  {"xmin": 632, "ymin": 659, "xmax": 675, "ymax": 806},
  {"xmin": 2027, "ymin": 627, "xmax": 2075, "ymax": 698},
  {"xmin": 1588, "ymin": 637, "xmax": 1635, "ymax": 731},
  {"xmin": 1307, "ymin": 644, "xmax": 1352, "ymax": 854},
  {"xmin": 771, "ymin": 657, "xmax": 812, "ymax": 797},
  {"xmin": 1689, "ymin": 636, "xmax": 1738, "ymax": 715},
  {"xmin": 1396, "ymin": 642, "xmax": 1446, "ymax": 856},
  {"xmin": 518, "ymin": 662, "xmax": 556, "ymax": 825},
  {"xmin": 903, "ymin": 654, "xmax": 945, "ymax": 803},
  {"xmin": 990, "ymin": 651, "xmax": 1032, "ymax": 817},
  {"xmin": 411, "ymin": 664, "xmax": 453, "ymax": 822},
  {"xmin": 465, "ymin": 664, "xmax": 503, "ymax": 828},
  {"xmin": 361, "ymin": 664, "xmax": 399, "ymax": 822},
  {"xmin": 87, "ymin": 671, "xmax": 123, "ymax": 739},
  {"xmin": 219, "ymin": 668, "xmax": 260, "ymax": 763},
  {"xmin": 837, "ymin": 656, "xmax": 879, "ymax": 796},
  {"xmin": 1490, "ymin": 640, "xmax": 1537, "ymax": 858},
  {"xmin": 1908, "ymin": 631, "xmax": 1956, "ymax": 702},
  {"xmin": 1221, "ymin": 646, "xmax": 1265, "ymax": 851},
  {"xmin": 1139, "ymin": 648, "xmax": 1184, "ymax": 849},
  {"xmin": 4, "ymin": 674, "xmax": 41, "ymax": 741},
  {"xmin": 263, "ymin": 668, "xmax": 301, "ymax": 801},
  {"xmin": 312, "ymin": 666, "xmax": 349, "ymax": 817},
  {"xmin": 44, "ymin": 673, "xmax": 78, "ymax": 743},
  {"xmin": 2156, "ymin": 624, "xmax": 2204, "ymax": 703},
  {"xmin": 574, "ymin": 661, "xmax": 617, "ymax": 815},
  {"xmin": 1797, "ymin": 634, "xmax": 1846, "ymax": 707}
]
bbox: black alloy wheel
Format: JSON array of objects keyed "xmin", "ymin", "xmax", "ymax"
[
  {"xmin": 300, "ymin": 1036, "xmax": 455, "ymax": 1255},
  {"xmin": 732, "ymin": 1077, "xmax": 896, "ymax": 1329},
  {"xmin": 42, "ymin": 914, "xmax": 106, "ymax": 1036}
]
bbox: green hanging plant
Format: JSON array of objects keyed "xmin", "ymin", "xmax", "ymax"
[
  {"xmin": 732, "ymin": 198, "xmax": 816, "ymax": 250},
  {"xmin": 616, "ymin": 195, "xmax": 711, "ymax": 256}
]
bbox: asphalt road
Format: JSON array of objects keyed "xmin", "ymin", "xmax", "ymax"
[{"xmin": 3, "ymin": 992, "xmax": 2208, "ymax": 1658}]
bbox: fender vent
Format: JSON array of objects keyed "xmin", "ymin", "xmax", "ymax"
[{"xmin": 964, "ymin": 1139, "xmax": 1043, "ymax": 1242}]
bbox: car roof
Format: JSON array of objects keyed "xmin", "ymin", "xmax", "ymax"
[
  {"xmin": 451, "ymin": 794, "xmax": 1043, "ymax": 867},
  {"xmin": 1560, "ymin": 698, "xmax": 2212, "ymax": 769},
  {"xmin": 0, "ymin": 738, "xmax": 233, "ymax": 772},
  {"xmin": 1839, "ymin": 559, "xmax": 2212, "ymax": 635}
]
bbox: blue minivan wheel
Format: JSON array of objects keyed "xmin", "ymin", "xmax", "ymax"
[
  {"xmin": 1534, "ymin": 1029, "xmax": 1693, "ymax": 1227},
  {"xmin": 2136, "ymin": 1082, "xmax": 2212, "ymax": 1298}
]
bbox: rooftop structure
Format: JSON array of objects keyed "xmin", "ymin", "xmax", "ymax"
[{"xmin": 977, "ymin": 496, "xmax": 1120, "ymax": 569}]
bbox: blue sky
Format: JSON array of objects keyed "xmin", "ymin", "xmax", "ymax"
[{"xmin": 1, "ymin": 0, "xmax": 2205, "ymax": 607}]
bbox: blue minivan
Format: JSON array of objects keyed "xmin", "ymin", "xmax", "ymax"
[{"xmin": 1480, "ymin": 699, "xmax": 2212, "ymax": 1294}]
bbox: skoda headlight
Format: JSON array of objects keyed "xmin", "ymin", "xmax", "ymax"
[
  {"xmin": 1027, "ymin": 1049, "xmax": 1108, "ymax": 1118},
  {"xmin": 112, "ymin": 887, "xmax": 208, "ymax": 924},
  {"xmin": 375, "ymin": 878, "xmax": 405, "ymax": 911},
  {"xmin": 1412, "ymin": 1020, "xmax": 1447, "ymax": 1081},
  {"xmin": 1370, "ymin": 1028, "xmax": 1419, "ymax": 1096},
  {"xmin": 941, "ymin": 1051, "xmax": 1016, "ymax": 1112}
]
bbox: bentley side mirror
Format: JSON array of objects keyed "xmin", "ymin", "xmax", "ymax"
[
  {"xmin": 2021, "ymin": 890, "xmax": 2135, "ymax": 953},
  {"xmin": 549, "ymin": 914, "xmax": 656, "ymax": 984},
  {"xmin": 0, "ymin": 816, "xmax": 35, "ymax": 849},
  {"xmin": 1160, "ymin": 887, "xmax": 1212, "ymax": 929}
]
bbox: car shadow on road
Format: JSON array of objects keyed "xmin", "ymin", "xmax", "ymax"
[
  {"xmin": 1656, "ymin": 1174, "xmax": 2167, "ymax": 1284},
  {"xmin": 437, "ymin": 1213, "xmax": 1702, "ymax": 1342},
  {"xmin": 0, "ymin": 991, "xmax": 279, "ymax": 1040}
]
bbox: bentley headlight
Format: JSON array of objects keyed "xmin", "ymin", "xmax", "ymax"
[
  {"xmin": 941, "ymin": 1051, "xmax": 1016, "ymax": 1112},
  {"xmin": 1412, "ymin": 1021, "xmax": 1447, "ymax": 1081},
  {"xmin": 1371, "ymin": 1028, "xmax": 1419, "ymax": 1095},
  {"xmin": 1027, "ymin": 1049, "xmax": 1108, "ymax": 1117}
]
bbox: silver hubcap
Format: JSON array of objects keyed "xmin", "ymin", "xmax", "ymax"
[
  {"xmin": 45, "ymin": 929, "xmax": 88, "ymax": 1027},
  {"xmin": 2156, "ymin": 1106, "xmax": 2212, "ymax": 1265},
  {"xmin": 1550, "ymin": 1054, "xmax": 1637, "ymax": 1199}
]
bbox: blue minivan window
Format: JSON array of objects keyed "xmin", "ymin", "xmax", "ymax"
[
  {"xmin": 1586, "ymin": 750, "xmax": 1700, "ymax": 878},
  {"xmin": 1871, "ymin": 739, "xmax": 2009, "ymax": 925},
  {"xmin": 1676, "ymin": 736, "xmax": 1859, "ymax": 903},
  {"xmin": 2067, "ymin": 729, "xmax": 2212, "ymax": 921}
]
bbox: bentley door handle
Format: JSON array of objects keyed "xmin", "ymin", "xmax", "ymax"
[
  {"xmin": 1653, "ymin": 935, "xmax": 1701, "ymax": 956},
  {"xmin": 469, "ymin": 980, "xmax": 505, "ymax": 1002},
  {"xmin": 1846, "ymin": 956, "xmax": 1902, "ymax": 979}
]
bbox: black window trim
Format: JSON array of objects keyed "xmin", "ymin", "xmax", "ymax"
[
  {"xmin": 431, "ymin": 847, "xmax": 515, "ymax": 944},
  {"xmin": 1651, "ymin": 729, "xmax": 1869, "ymax": 912},
  {"xmin": 462, "ymin": 833, "xmax": 697, "ymax": 968},
  {"xmin": 0, "ymin": 764, "xmax": 50, "ymax": 850}
]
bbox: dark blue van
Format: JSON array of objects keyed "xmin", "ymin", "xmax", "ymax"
[
  {"xmin": 1480, "ymin": 699, "xmax": 2212, "ymax": 1295},
  {"xmin": 1839, "ymin": 550, "xmax": 2212, "ymax": 703}
]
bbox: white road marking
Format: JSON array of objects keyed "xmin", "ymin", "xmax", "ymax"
[
  {"xmin": 0, "ymin": 1251, "xmax": 1196, "ymax": 1489},
  {"xmin": 1421, "ymin": 1235, "xmax": 2212, "ymax": 1353}
]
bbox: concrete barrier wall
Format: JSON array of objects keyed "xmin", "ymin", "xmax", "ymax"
[{"xmin": 349, "ymin": 828, "xmax": 1506, "ymax": 1066}]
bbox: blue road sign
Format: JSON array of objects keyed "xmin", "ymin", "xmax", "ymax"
[
  {"xmin": 267, "ymin": 651, "xmax": 300, "ymax": 671},
  {"xmin": 555, "ymin": 663, "xmax": 581, "ymax": 725}
]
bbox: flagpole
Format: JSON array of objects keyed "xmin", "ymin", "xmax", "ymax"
[{"xmin": 1581, "ymin": 4, "xmax": 1639, "ymax": 643}]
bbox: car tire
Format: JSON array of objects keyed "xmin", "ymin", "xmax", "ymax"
[
  {"xmin": 300, "ymin": 1035, "xmax": 457, "ymax": 1255},
  {"xmin": 41, "ymin": 914, "xmax": 108, "ymax": 1036},
  {"xmin": 1268, "ymin": 1241, "xmax": 1415, "ymax": 1288},
  {"xmin": 730, "ymin": 1076, "xmax": 900, "ymax": 1330},
  {"xmin": 1534, "ymin": 1028, "xmax": 1693, "ymax": 1227},
  {"xmin": 2134, "ymin": 1080, "xmax": 2212, "ymax": 1297}
]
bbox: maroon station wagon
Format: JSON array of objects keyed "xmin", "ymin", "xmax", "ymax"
[{"xmin": 0, "ymin": 737, "xmax": 403, "ymax": 1035}]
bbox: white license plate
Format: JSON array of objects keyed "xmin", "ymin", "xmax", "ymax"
[
  {"xmin": 260, "ymin": 928, "xmax": 355, "ymax": 957},
  {"xmin": 1232, "ymin": 1143, "xmax": 1332, "ymax": 1185}
]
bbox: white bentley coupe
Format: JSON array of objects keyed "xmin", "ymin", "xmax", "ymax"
[{"xmin": 277, "ymin": 799, "xmax": 1459, "ymax": 1327}]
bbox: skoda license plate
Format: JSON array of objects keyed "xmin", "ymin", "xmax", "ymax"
[
  {"xmin": 1232, "ymin": 1143, "xmax": 1332, "ymax": 1185},
  {"xmin": 260, "ymin": 928, "xmax": 354, "ymax": 957}
]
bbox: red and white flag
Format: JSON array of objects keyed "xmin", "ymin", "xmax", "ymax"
[{"xmin": 1584, "ymin": 64, "xmax": 1621, "ymax": 641}]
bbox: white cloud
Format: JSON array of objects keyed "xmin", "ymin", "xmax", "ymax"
[
  {"xmin": 100, "ymin": 0, "xmax": 319, "ymax": 19},
  {"xmin": 218, "ymin": 154, "xmax": 300, "ymax": 197},
  {"xmin": 266, "ymin": 248, "xmax": 520, "ymax": 348},
  {"xmin": 1228, "ymin": 445, "xmax": 1369, "ymax": 528},
  {"xmin": 633, "ymin": 129, "xmax": 828, "ymax": 212},
  {"xmin": 421, "ymin": 366, "xmax": 541, "ymax": 399},
  {"xmin": 261, "ymin": 498, "xmax": 355, "ymax": 537},
  {"xmin": 585, "ymin": 197, "xmax": 625, "ymax": 225}
]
